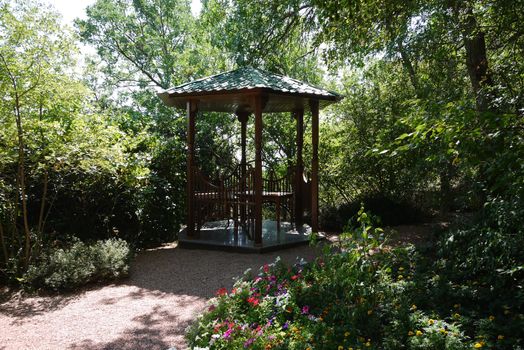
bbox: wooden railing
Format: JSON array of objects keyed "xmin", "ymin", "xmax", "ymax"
[
  {"xmin": 191, "ymin": 163, "xmax": 298, "ymax": 237},
  {"xmin": 263, "ymin": 168, "xmax": 293, "ymax": 194}
]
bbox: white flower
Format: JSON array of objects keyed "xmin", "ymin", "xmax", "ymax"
[{"xmin": 275, "ymin": 292, "xmax": 290, "ymax": 307}]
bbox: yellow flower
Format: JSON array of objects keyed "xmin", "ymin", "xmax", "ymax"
[
  {"xmin": 408, "ymin": 331, "xmax": 414, "ymax": 336},
  {"xmin": 497, "ymin": 335, "xmax": 504, "ymax": 340},
  {"xmin": 474, "ymin": 342, "xmax": 484, "ymax": 348},
  {"xmin": 398, "ymin": 274, "xmax": 404, "ymax": 280},
  {"xmin": 428, "ymin": 319, "xmax": 435, "ymax": 325},
  {"xmin": 453, "ymin": 313, "xmax": 461, "ymax": 319},
  {"xmin": 338, "ymin": 346, "xmax": 344, "ymax": 350},
  {"xmin": 345, "ymin": 331, "xmax": 351, "ymax": 337},
  {"xmin": 367, "ymin": 310, "xmax": 373, "ymax": 315},
  {"xmin": 489, "ymin": 315, "xmax": 495, "ymax": 321},
  {"xmin": 454, "ymin": 303, "xmax": 461, "ymax": 308},
  {"xmin": 439, "ymin": 328, "xmax": 448, "ymax": 335},
  {"xmin": 411, "ymin": 304, "xmax": 417, "ymax": 311},
  {"xmin": 399, "ymin": 267, "xmax": 404, "ymax": 271},
  {"xmin": 416, "ymin": 330, "xmax": 423, "ymax": 336},
  {"xmin": 365, "ymin": 342, "xmax": 371, "ymax": 347}
]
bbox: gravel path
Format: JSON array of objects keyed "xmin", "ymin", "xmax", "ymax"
[{"xmin": 0, "ymin": 244, "xmax": 320, "ymax": 350}]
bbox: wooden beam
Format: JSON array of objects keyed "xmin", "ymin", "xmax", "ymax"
[
  {"xmin": 254, "ymin": 95, "xmax": 263, "ymax": 245},
  {"xmin": 186, "ymin": 100, "xmax": 198, "ymax": 237},
  {"xmin": 293, "ymin": 109, "xmax": 304, "ymax": 227},
  {"xmin": 310, "ymin": 100, "xmax": 319, "ymax": 233}
]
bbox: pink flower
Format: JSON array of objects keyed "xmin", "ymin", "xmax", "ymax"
[
  {"xmin": 301, "ymin": 305, "xmax": 310, "ymax": 314},
  {"xmin": 223, "ymin": 328, "xmax": 233, "ymax": 339},
  {"xmin": 263, "ymin": 264, "xmax": 270, "ymax": 273},
  {"xmin": 244, "ymin": 337, "xmax": 255, "ymax": 347}
]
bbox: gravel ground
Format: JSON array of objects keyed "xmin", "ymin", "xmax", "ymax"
[{"xmin": 0, "ymin": 244, "xmax": 320, "ymax": 350}]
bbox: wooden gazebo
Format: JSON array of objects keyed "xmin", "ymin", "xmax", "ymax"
[{"xmin": 158, "ymin": 67, "xmax": 341, "ymax": 252}]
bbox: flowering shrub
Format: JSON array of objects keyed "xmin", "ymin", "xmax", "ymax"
[{"xmin": 186, "ymin": 207, "xmax": 523, "ymax": 349}]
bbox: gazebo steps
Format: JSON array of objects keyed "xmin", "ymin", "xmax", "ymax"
[{"xmin": 178, "ymin": 220, "xmax": 318, "ymax": 253}]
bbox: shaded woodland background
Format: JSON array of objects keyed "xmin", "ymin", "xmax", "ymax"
[{"xmin": 1, "ymin": 0, "xmax": 523, "ymax": 282}]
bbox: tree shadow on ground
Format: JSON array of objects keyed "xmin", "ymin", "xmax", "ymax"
[
  {"xmin": 0, "ymin": 292, "xmax": 79, "ymax": 321},
  {"xmin": 68, "ymin": 305, "xmax": 189, "ymax": 350}
]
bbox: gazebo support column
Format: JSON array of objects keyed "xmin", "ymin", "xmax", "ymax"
[
  {"xmin": 186, "ymin": 100, "xmax": 198, "ymax": 237},
  {"xmin": 310, "ymin": 100, "xmax": 319, "ymax": 233},
  {"xmin": 254, "ymin": 96, "xmax": 263, "ymax": 245},
  {"xmin": 236, "ymin": 112, "xmax": 250, "ymax": 226},
  {"xmin": 294, "ymin": 109, "xmax": 304, "ymax": 228}
]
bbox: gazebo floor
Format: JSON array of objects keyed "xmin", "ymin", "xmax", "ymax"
[{"xmin": 178, "ymin": 220, "xmax": 315, "ymax": 253}]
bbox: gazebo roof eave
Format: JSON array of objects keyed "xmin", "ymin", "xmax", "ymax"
[{"xmin": 158, "ymin": 87, "xmax": 341, "ymax": 112}]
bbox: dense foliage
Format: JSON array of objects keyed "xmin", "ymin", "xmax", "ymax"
[
  {"xmin": 187, "ymin": 208, "xmax": 524, "ymax": 349},
  {"xmin": 23, "ymin": 238, "xmax": 131, "ymax": 291}
]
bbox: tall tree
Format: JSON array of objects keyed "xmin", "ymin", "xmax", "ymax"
[{"xmin": 0, "ymin": 0, "xmax": 79, "ymax": 266}]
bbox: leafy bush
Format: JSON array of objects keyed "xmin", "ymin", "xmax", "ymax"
[
  {"xmin": 416, "ymin": 196, "xmax": 524, "ymax": 348},
  {"xmin": 23, "ymin": 238, "xmax": 132, "ymax": 291}
]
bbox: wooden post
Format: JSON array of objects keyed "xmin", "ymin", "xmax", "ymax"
[
  {"xmin": 254, "ymin": 96, "xmax": 263, "ymax": 245},
  {"xmin": 236, "ymin": 111, "xmax": 249, "ymax": 226},
  {"xmin": 187, "ymin": 100, "xmax": 198, "ymax": 237},
  {"xmin": 310, "ymin": 100, "xmax": 319, "ymax": 233},
  {"xmin": 236, "ymin": 112, "xmax": 249, "ymax": 180},
  {"xmin": 293, "ymin": 109, "xmax": 304, "ymax": 228}
]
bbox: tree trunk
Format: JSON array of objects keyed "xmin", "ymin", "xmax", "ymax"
[
  {"xmin": 0, "ymin": 222, "xmax": 8, "ymax": 266},
  {"xmin": 396, "ymin": 38, "xmax": 420, "ymax": 96},
  {"xmin": 37, "ymin": 170, "xmax": 48, "ymax": 246},
  {"xmin": 439, "ymin": 160, "xmax": 455, "ymax": 215},
  {"xmin": 14, "ymin": 95, "xmax": 31, "ymax": 268},
  {"xmin": 461, "ymin": 5, "xmax": 493, "ymax": 113}
]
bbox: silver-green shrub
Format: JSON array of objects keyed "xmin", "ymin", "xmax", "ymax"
[{"xmin": 23, "ymin": 238, "xmax": 131, "ymax": 291}]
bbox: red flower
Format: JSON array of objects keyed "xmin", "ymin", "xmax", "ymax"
[
  {"xmin": 216, "ymin": 287, "xmax": 228, "ymax": 296},
  {"xmin": 247, "ymin": 296, "xmax": 260, "ymax": 306},
  {"xmin": 263, "ymin": 264, "xmax": 270, "ymax": 273},
  {"xmin": 291, "ymin": 275, "xmax": 300, "ymax": 281}
]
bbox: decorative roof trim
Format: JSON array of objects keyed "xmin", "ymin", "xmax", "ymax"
[{"xmin": 159, "ymin": 66, "xmax": 342, "ymax": 101}]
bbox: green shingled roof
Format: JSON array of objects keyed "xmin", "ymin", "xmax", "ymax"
[{"xmin": 161, "ymin": 66, "xmax": 341, "ymax": 100}]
